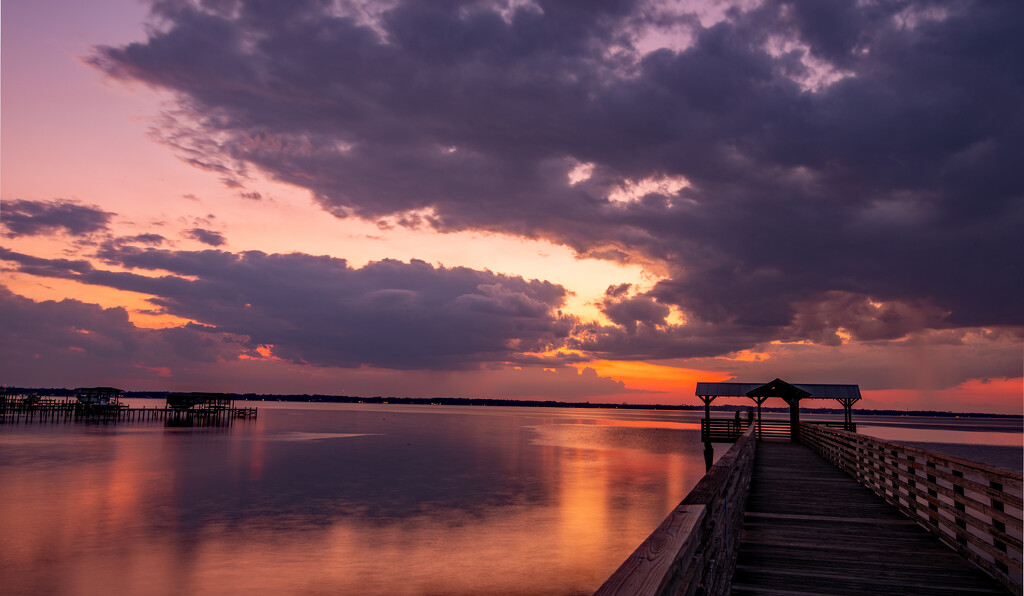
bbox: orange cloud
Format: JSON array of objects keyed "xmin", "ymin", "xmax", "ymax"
[{"xmin": 571, "ymin": 360, "xmax": 731, "ymax": 402}]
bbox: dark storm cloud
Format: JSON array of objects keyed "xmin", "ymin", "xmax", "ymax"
[
  {"xmin": 571, "ymin": 317, "xmax": 775, "ymax": 361},
  {"xmin": 183, "ymin": 227, "xmax": 227, "ymax": 246},
  {"xmin": 90, "ymin": 0, "xmax": 1024, "ymax": 359},
  {"xmin": 125, "ymin": 233, "xmax": 166, "ymax": 245},
  {"xmin": 671, "ymin": 327, "xmax": 1024, "ymax": 392},
  {"xmin": 0, "ymin": 245, "xmax": 573, "ymax": 369},
  {"xmin": 0, "ymin": 285, "xmax": 245, "ymax": 382},
  {"xmin": 599, "ymin": 284, "xmax": 669, "ymax": 332},
  {"xmin": 1, "ymin": 199, "xmax": 113, "ymax": 237}
]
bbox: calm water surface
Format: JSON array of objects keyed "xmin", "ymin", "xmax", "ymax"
[
  {"xmin": 1, "ymin": 402, "xmax": 1020, "ymax": 595},
  {"xmin": 1, "ymin": 403, "xmax": 712, "ymax": 596}
]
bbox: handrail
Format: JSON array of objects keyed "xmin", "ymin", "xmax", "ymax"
[
  {"xmin": 701, "ymin": 418, "xmax": 750, "ymax": 442},
  {"xmin": 595, "ymin": 425, "xmax": 756, "ymax": 596},
  {"xmin": 801, "ymin": 423, "xmax": 1023, "ymax": 596},
  {"xmin": 752, "ymin": 420, "xmax": 791, "ymax": 440}
]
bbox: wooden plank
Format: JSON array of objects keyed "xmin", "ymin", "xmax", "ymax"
[
  {"xmin": 801, "ymin": 424, "xmax": 1024, "ymax": 593},
  {"xmin": 733, "ymin": 566, "xmax": 1007, "ymax": 594},
  {"xmin": 733, "ymin": 442, "xmax": 1011, "ymax": 596},
  {"xmin": 594, "ymin": 505, "xmax": 706, "ymax": 596},
  {"xmin": 743, "ymin": 511, "xmax": 918, "ymax": 525}
]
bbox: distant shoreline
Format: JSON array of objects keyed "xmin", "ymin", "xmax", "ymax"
[{"xmin": 7, "ymin": 387, "xmax": 1021, "ymax": 419}]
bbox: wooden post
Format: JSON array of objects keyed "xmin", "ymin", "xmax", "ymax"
[
  {"xmin": 837, "ymin": 398, "xmax": 856, "ymax": 431},
  {"xmin": 786, "ymin": 397, "xmax": 801, "ymax": 443},
  {"xmin": 700, "ymin": 395, "xmax": 715, "ymax": 471},
  {"xmin": 755, "ymin": 397, "xmax": 767, "ymax": 441}
]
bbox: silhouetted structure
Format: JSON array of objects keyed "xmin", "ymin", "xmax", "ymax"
[
  {"xmin": 696, "ymin": 378, "xmax": 860, "ymax": 444},
  {"xmin": 1, "ymin": 389, "xmax": 255, "ymax": 424},
  {"xmin": 165, "ymin": 392, "xmax": 234, "ymax": 412},
  {"xmin": 75, "ymin": 386, "xmax": 124, "ymax": 407},
  {"xmin": 597, "ymin": 406, "xmax": 1022, "ymax": 596}
]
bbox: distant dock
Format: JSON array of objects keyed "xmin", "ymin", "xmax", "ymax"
[{"xmin": 1, "ymin": 388, "xmax": 257, "ymax": 425}]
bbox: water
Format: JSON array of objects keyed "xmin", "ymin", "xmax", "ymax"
[
  {"xmin": 0, "ymin": 402, "xmax": 711, "ymax": 595},
  {"xmin": 1, "ymin": 402, "xmax": 1020, "ymax": 595}
]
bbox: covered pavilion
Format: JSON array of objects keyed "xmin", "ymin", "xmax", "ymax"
[{"xmin": 695, "ymin": 378, "xmax": 861, "ymax": 443}]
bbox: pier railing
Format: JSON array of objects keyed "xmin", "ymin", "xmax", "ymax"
[
  {"xmin": 801, "ymin": 423, "xmax": 1024, "ymax": 595},
  {"xmin": 595, "ymin": 425, "xmax": 756, "ymax": 596},
  {"xmin": 700, "ymin": 418, "xmax": 750, "ymax": 442},
  {"xmin": 753, "ymin": 420, "xmax": 790, "ymax": 440}
]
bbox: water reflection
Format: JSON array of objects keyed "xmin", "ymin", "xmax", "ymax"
[
  {"xmin": 8, "ymin": 404, "xmax": 1014, "ymax": 594},
  {"xmin": 0, "ymin": 404, "xmax": 708, "ymax": 595}
]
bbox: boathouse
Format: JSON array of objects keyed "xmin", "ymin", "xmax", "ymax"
[
  {"xmin": 165, "ymin": 392, "xmax": 234, "ymax": 412},
  {"xmin": 75, "ymin": 387, "xmax": 124, "ymax": 406}
]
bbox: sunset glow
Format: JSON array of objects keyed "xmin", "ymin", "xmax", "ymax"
[{"xmin": 2, "ymin": 0, "xmax": 1021, "ymax": 413}]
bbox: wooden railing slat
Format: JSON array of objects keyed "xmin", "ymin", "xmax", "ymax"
[{"xmin": 801, "ymin": 423, "xmax": 1023, "ymax": 596}]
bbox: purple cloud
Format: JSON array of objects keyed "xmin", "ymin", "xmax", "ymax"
[
  {"xmin": 125, "ymin": 233, "xmax": 166, "ymax": 245},
  {"xmin": 184, "ymin": 227, "xmax": 227, "ymax": 246},
  {"xmin": 0, "ymin": 285, "xmax": 247, "ymax": 385},
  {"xmin": 86, "ymin": 0, "xmax": 1023, "ymax": 361},
  {"xmin": 1, "ymin": 245, "xmax": 574, "ymax": 370},
  {"xmin": 1, "ymin": 199, "xmax": 112, "ymax": 237},
  {"xmin": 600, "ymin": 285, "xmax": 670, "ymax": 333}
]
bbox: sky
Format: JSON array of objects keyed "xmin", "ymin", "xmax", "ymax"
[{"xmin": 1, "ymin": 0, "xmax": 1021, "ymax": 413}]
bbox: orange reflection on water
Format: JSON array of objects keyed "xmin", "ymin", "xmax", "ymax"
[
  {"xmin": 557, "ymin": 446, "xmax": 610, "ymax": 574},
  {"xmin": 0, "ymin": 411, "xmax": 707, "ymax": 595},
  {"xmin": 592, "ymin": 418, "xmax": 699, "ymax": 430},
  {"xmin": 0, "ymin": 430, "xmax": 178, "ymax": 595}
]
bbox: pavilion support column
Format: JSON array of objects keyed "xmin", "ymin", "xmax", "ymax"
[
  {"xmin": 750, "ymin": 396, "xmax": 767, "ymax": 441},
  {"xmin": 832, "ymin": 398, "xmax": 848, "ymax": 430},
  {"xmin": 700, "ymin": 395, "xmax": 715, "ymax": 471},
  {"xmin": 838, "ymin": 398, "xmax": 858, "ymax": 431},
  {"xmin": 785, "ymin": 397, "xmax": 801, "ymax": 443},
  {"xmin": 757, "ymin": 397, "xmax": 767, "ymax": 440}
]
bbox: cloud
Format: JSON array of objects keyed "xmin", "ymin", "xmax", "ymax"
[
  {"xmin": 0, "ymin": 245, "xmax": 575, "ymax": 370},
  {"xmin": 599, "ymin": 284, "xmax": 670, "ymax": 332},
  {"xmin": 571, "ymin": 316, "xmax": 773, "ymax": 361},
  {"xmin": 0, "ymin": 285, "xmax": 247, "ymax": 386},
  {"xmin": 86, "ymin": 0, "xmax": 1022, "ymax": 362},
  {"xmin": 0, "ymin": 277, "xmax": 630, "ymax": 399},
  {"xmin": 1, "ymin": 199, "xmax": 113, "ymax": 237},
  {"xmin": 125, "ymin": 233, "xmax": 166, "ymax": 245},
  {"xmin": 669, "ymin": 327, "xmax": 1024, "ymax": 393},
  {"xmin": 183, "ymin": 227, "xmax": 227, "ymax": 246}
]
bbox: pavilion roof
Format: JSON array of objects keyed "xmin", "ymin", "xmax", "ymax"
[{"xmin": 695, "ymin": 380, "xmax": 861, "ymax": 400}]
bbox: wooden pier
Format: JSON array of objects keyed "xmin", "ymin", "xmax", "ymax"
[
  {"xmin": 1, "ymin": 392, "xmax": 257, "ymax": 425},
  {"xmin": 732, "ymin": 441, "xmax": 1006, "ymax": 595},
  {"xmin": 596, "ymin": 423, "xmax": 1023, "ymax": 596}
]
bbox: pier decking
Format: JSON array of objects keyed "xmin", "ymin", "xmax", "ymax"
[
  {"xmin": 596, "ymin": 424, "xmax": 1022, "ymax": 596},
  {"xmin": 732, "ymin": 442, "xmax": 1006, "ymax": 595}
]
